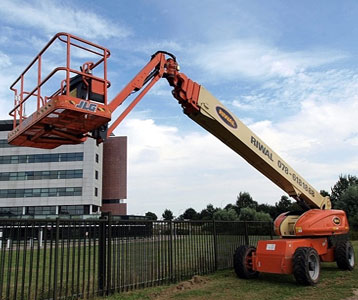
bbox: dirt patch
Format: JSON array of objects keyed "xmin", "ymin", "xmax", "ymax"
[
  {"xmin": 150, "ymin": 276, "xmax": 208, "ymax": 299},
  {"xmin": 345, "ymin": 289, "xmax": 358, "ymax": 300}
]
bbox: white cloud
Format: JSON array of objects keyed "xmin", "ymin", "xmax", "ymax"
[
  {"xmin": 0, "ymin": 0, "xmax": 131, "ymax": 40},
  {"xmin": 191, "ymin": 40, "xmax": 346, "ymax": 80},
  {"xmin": 0, "ymin": 53, "xmax": 11, "ymax": 68}
]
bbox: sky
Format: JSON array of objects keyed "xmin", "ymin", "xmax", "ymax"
[{"xmin": 0, "ymin": 0, "xmax": 357, "ymax": 217}]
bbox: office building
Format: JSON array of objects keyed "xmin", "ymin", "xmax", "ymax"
[{"xmin": 0, "ymin": 120, "xmax": 127, "ymax": 216}]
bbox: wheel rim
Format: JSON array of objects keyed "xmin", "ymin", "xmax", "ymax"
[
  {"xmin": 348, "ymin": 246, "xmax": 355, "ymax": 267},
  {"xmin": 308, "ymin": 254, "xmax": 319, "ymax": 281},
  {"xmin": 245, "ymin": 249, "xmax": 255, "ymax": 273}
]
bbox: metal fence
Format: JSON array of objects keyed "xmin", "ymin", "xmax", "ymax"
[{"xmin": 0, "ymin": 217, "xmax": 274, "ymax": 300}]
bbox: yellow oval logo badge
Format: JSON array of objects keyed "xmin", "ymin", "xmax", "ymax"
[
  {"xmin": 333, "ymin": 217, "xmax": 341, "ymax": 225},
  {"xmin": 216, "ymin": 106, "xmax": 237, "ymax": 129}
]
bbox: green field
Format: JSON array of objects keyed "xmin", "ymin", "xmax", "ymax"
[{"xmin": 100, "ymin": 241, "xmax": 358, "ymax": 300}]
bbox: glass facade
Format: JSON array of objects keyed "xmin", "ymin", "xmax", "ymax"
[
  {"xmin": 0, "ymin": 187, "xmax": 82, "ymax": 198},
  {"xmin": 59, "ymin": 205, "xmax": 90, "ymax": 215},
  {"xmin": 0, "ymin": 205, "xmax": 93, "ymax": 216},
  {"xmin": 0, "ymin": 139, "xmax": 14, "ymax": 148},
  {"xmin": 26, "ymin": 206, "xmax": 56, "ymax": 215},
  {"xmin": 0, "ymin": 207, "xmax": 22, "ymax": 216},
  {"xmin": 0, "ymin": 152, "xmax": 83, "ymax": 164},
  {"xmin": 0, "ymin": 169, "xmax": 83, "ymax": 181},
  {"xmin": 103, "ymin": 199, "xmax": 125, "ymax": 204}
]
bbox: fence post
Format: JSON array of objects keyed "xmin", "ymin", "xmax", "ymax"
[
  {"xmin": 106, "ymin": 213, "xmax": 112, "ymax": 295},
  {"xmin": 168, "ymin": 220, "xmax": 173, "ymax": 282},
  {"xmin": 53, "ymin": 218, "xmax": 60, "ymax": 300},
  {"xmin": 98, "ymin": 214, "xmax": 107, "ymax": 296},
  {"xmin": 244, "ymin": 221, "xmax": 249, "ymax": 245},
  {"xmin": 212, "ymin": 220, "xmax": 218, "ymax": 271}
]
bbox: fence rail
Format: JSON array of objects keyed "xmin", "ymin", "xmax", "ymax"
[{"xmin": 0, "ymin": 217, "xmax": 273, "ymax": 299}]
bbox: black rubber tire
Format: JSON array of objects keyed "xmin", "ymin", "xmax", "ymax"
[
  {"xmin": 335, "ymin": 240, "xmax": 355, "ymax": 271},
  {"xmin": 293, "ymin": 247, "xmax": 320, "ymax": 285},
  {"xmin": 233, "ymin": 245, "xmax": 259, "ymax": 279}
]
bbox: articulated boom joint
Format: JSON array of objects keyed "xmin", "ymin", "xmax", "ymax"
[{"xmin": 163, "ymin": 58, "xmax": 201, "ymax": 115}]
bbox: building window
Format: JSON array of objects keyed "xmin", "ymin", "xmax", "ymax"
[
  {"xmin": 0, "ymin": 169, "xmax": 83, "ymax": 181},
  {"xmin": 59, "ymin": 205, "xmax": 89, "ymax": 215},
  {"xmin": 0, "ymin": 207, "xmax": 23, "ymax": 216},
  {"xmin": 0, "ymin": 140, "xmax": 15, "ymax": 148},
  {"xmin": 26, "ymin": 206, "xmax": 56, "ymax": 215},
  {"xmin": 0, "ymin": 187, "xmax": 82, "ymax": 198},
  {"xmin": 103, "ymin": 199, "xmax": 121, "ymax": 204},
  {"xmin": 0, "ymin": 152, "xmax": 84, "ymax": 164},
  {"xmin": 95, "ymin": 170, "xmax": 98, "ymax": 180},
  {"xmin": 95, "ymin": 154, "xmax": 99, "ymax": 163},
  {"xmin": 95, "ymin": 187, "xmax": 98, "ymax": 197}
]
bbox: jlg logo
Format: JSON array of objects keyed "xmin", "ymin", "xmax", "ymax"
[{"xmin": 76, "ymin": 100, "xmax": 97, "ymax": 112}]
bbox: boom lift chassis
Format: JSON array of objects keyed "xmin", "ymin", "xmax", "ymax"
[{"xmin": 8, "ymin": 33, "xmax": 355, "ymax": 285}]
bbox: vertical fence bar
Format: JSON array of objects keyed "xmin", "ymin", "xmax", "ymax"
[
  {"xmin": 34, "ymin": 223, "xmax": 41, "ymax": 300},
  {"xmin": 168, "ymin": 220, "xmax": 173, "ymax": 283},
  {"xmin": 213, "ymin": 220, "xmax": 218, "ymax": 271},
  {"xmin": 53, "ymin": 218, "xmax": 60, "ymax": 300},
  {"xmin": 59, "ymin": 221, "xmax": 65, "ymax": 300},
  {"xmin": 41, "ymin": 224, "xmax": 48, "ymax": 299},
  {"xmin": 82, "ymin": 221, "xmax": 87, "ymax": 298},
  {"xmin": 0, "ymin": 224, "xmax": 6, "ymax": 299},
  {"xmin": 48, "ymin": 222, "xmax": 54, "ymax": 299},
  {"xmin": 21, "ymin": 223, "xmax": 28, "ymax": 299},
  {"xmin": 92, "ymin": 223, "xmax": 97, "ymax": 297},
  {"xmin": 244, "ymin": 221, "xmax": 249, "ymax": 245},
  {"xmin": 5, "ymin": 224, "xmax": 14, "ymax": 300},
  {"xmin": 27, "ymin": 223, "xmax": 35, "ymax": 300},
  {"xmin": 13, "ymin": 221, "xmax": 21, "ymax": 300},
  {"xmin": 65, "ymin": 222, "xmax": 70, "ymax": 298},
  {"xmin": 98, "ymin": 217, "xmax": 106, "ymax": 295},
  {"xmin": 107, "ymin": 214, "xmax": 112, "ymax": 295},
  {"xmin": 76, "ymin": 221, "xmax": 81, "ymax": 298}
]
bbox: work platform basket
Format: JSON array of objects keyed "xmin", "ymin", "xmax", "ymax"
[{"xmin": 8, "ymin": 33, "xmax": 112, "ymax": 149}]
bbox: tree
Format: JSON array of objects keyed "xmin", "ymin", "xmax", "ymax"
[
  {"xmin": 257, "ymin": 203, "xmax": 277, "ymax": 219},
  {"xmin": 255, "ymin": 211, "xmax": 273, "ymax": 222},
  {"xmin": 320, "ymin": 190, "xmax": 330, "ymax": 197},
  {"xmin": 275, "ymin": 195, "xmax": 292, "ymax": 214},
  {"xmin": 238, "ymin": 207, "xmax": 272, "ymax": 222},
  {"xmin": 224, "ymin": 203, "xmax": 235, "ymax": 211},
  {"xmin": 335, "ymin": 184, "xmax": 358, "ymax": 219},
  {"xmin": 145, "ymin": 211, "xmax": 157, "ymax": 220},
  {"xmin": 235, "ymin": 192, "xmax": 258, "ymax": 215},
  {"xmin": 331, "ymin": 175, "xmax": 358, "ymax": 207},
  {"xmin": 199, "ymin": 204, "xmax": 218, "ymax": 220},
  {"xmin": 273, "ymin": 195, "xmax": 302, "ymax": 218},
  {"xmin": 213, "ymin": 208, "xmax": 238, "ymax": 221},
  {"xmin": 178, "ymin": 208, "xmax": 199, "ymax": 220},
  {"xmin": 238, "ymin": 207, "xmax": 256, "ymax": 221},
  {"xmin": 162, "ymin": 209, "xmax": 174, "ymax": 220}
]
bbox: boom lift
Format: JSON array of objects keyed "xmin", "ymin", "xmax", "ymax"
[{"xmin": 8, "ymin": 33, "xmax": 355, "ymax": 285}]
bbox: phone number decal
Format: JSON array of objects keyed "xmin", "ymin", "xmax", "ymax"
[{"xmin": 277, "ymin": 160, "xmax": 315, "ymax": 197}]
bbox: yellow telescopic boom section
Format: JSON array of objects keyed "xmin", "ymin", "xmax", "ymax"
[{"xmin": 188, "ymin": 86, "xmax": 331, "ymax": 210}]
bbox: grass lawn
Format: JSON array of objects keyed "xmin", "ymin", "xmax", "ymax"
[{"xmin": 99, "ymin": 241, "xmax": 358, "ymax": 300}]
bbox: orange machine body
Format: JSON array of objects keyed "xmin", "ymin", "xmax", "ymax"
[
  {"xmin": 253, "ymin": 238, "xmax": 334, "ymax": 274},
  {"xmin": 274, "ymin": 209, "xmax": 349, "ymax": 237},
  {"xmin": 257, "ymin": 209, "xmax": 349, "ymax": 275}
]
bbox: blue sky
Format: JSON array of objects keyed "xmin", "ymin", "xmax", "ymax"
[{"xmin": 0, "ymin": 0, "xmax": 357, "ymax": 217}]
